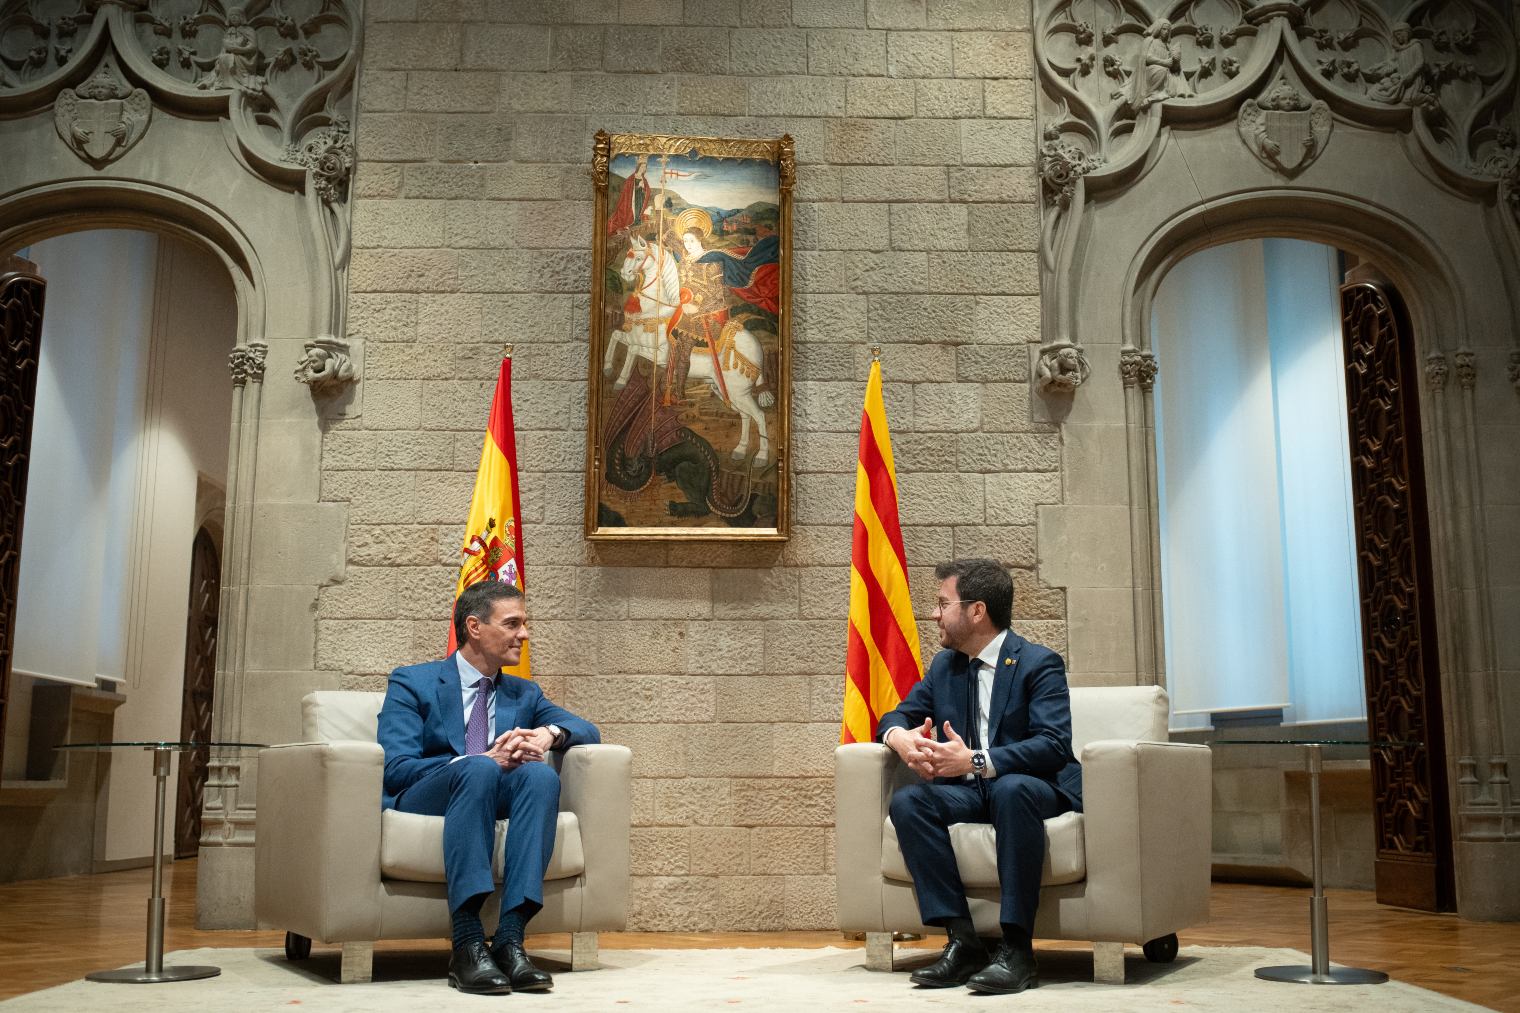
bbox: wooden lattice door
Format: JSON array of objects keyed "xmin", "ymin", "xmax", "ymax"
[
  {"xmin": 0, "ymin": 260, "xmax": 45, "ymax": 768},
  {"xmin": 175, "ymin": 526, "xmax": 220, "ymax": 858},
  {"xmin": 1340, "ymin": 280, "xmax": 1455, "ymax": 911}
]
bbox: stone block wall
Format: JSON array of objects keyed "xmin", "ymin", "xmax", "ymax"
[{"xmin": 334, "ymin": 0, "xmax": 1064, "ymax": 930}]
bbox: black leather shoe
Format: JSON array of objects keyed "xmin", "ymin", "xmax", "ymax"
[
  {"xmin": 966, "ymin": 944, "xmax": 1040, "ymax": 995},
  {"xmin": 448, "ymin": 941, "xmax": 512, "ymax": 995},
  {"xmin": 490, "ymin": 940, "xmax": 554, "ymax": 992},
  {"xmin": 909, "ymin": 937, "xmax": 990, "ymax": 988}
]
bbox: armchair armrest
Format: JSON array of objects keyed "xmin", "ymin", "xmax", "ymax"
[
  {"xmin": 1079, "ymin": 739, "xmax": 1212, "ymax": 941},
  {"xmin": 558, "ymin": 743, "xmax": 632, "ymax": 930},
  {"xmin": 835, "ymin": 743, "xmax": 915, "ymax": 931},
  {"xmin": 255, "ymin": 740, "xmax": 385, "ymax": 942}
]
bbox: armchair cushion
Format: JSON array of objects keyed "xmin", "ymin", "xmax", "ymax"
[
  {"xmin": 379, "ymin": 810, "xmax": 585, "ymax": 884},
  {"xmin": 881, "ymin": 810, "xmax": 1086, "ymax": 888}
]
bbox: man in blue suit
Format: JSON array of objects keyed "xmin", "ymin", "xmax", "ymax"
[
  {"xmin": 878, "ymin": 558, "xmax": 1082, "ymax": 995},
  {"xmin": 377, "ymin": 580, "xmax": 599, "ymax": 995}
]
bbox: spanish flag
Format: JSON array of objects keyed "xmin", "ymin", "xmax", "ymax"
[
  {"xmin": 448, "ymin": 354, "xmax": 530, "ymax": 677},
  {"xmin": 840, "ymin": 359, "xmax": 922, "ymax": 743}
]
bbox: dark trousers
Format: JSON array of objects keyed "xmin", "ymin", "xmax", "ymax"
[
  {"xmin": 889, "ymin": 774, "xmax": 1071, "ymax": 934},
  {"xmin": 396, "ymin": 755, "xmax": 560, "ymax": 915}
]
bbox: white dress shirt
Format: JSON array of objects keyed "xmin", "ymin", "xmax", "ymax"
[
  {"xmin": 967, "ymin": 630, "xmax": 1007, "ymax": 777},
  {"xmin": 457, "ymin": 652, "xmax": 497, "ymax": 739}
]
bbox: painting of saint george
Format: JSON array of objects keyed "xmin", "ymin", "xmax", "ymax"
[{"xmin": 586, "ymin": 131, "xmax": 793, "ymax": 540}]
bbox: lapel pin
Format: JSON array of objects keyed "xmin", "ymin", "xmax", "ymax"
[{"xmin": 1004, "ymin": 658, "xmax": 1012, "ymax": 666}]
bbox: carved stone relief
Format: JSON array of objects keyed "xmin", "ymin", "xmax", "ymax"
[
  {"xmin": 1035, "ymin": 0, "xmax": 1520, "ymax": 401},
  {"xmin": 1237, "ymin": 72, "xmax": 1331, "ymax": 175},
  {"xmin": 1, "ymin": 0, "xmax": 361, "ymax": 365},
  {"xmin": 53, "ymin": 50, "xmax": 149, "ymax": 167},
  {"xmin": 1119, "ymin": 347, "xmax": 1157, "ymax": 391}
]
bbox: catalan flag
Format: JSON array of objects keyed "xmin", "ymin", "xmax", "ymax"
[
  {"xmin": 448, "ymin": 353, "xmax": 530, "ymax": 677},
  {"xmin": 841, "ymin": 359, "xmax": 922, "ymax": 743}
]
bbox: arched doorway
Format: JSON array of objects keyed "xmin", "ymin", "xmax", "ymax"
[
  {"xmin": 0, "ymin": 226, "xmax": 235, "ymax": 876},
  {"xmin": 0, "ymin": 0, "xmax": 363, "ymax": 923},
  {"xmin": 1147, "ymin": 236, "xmax": 1454, "ymax": 910}
]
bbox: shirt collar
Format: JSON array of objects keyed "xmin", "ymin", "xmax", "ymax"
[
  {"xmin": 971, "ymin": 629, "xmax": 1009, "ymax": 672},
  {"xmin": 455, "ymin": 651, "xmax": 495, "ymax": 688}
]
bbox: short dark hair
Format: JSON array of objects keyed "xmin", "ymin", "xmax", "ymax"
[
  {"xmin": 453, "ymin": 580, "xmax": 524, "ymax": 645},
  {"xmin": 934, "ymin": 558, "xmax": 1013, "ymax": 631}
]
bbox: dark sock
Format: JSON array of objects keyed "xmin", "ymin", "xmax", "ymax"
[
  {"xmin": 450, "ymin": 895, "xmax": 486, "ymax": 949},
  {"xmin": 944, "ymin": 916, "xmax": 979, "ymax": 948},
  {"xmin": 495, "ymin": 902, "xmax": 531, "ymax": 947},
  {"xmin": 1001, "ymin": 923, "xmax": 1033, "ymax": 955}
]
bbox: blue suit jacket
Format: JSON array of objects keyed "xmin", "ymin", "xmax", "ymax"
[
  {"xmin": 877, "ymin": 633, "xmax": 1083, "ymax": 811},
  {"xmin": 376, "ymin": 655, "xmax": 600, "ymax": 811}
]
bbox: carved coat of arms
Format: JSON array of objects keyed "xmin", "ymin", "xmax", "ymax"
[
  {"xmin": 1237, "ymin": 75, "xmax": 1332, "ymax": 175},
  {"xmin": 54, "ymin": 53, "xmax": 151, "ymax": 168}
]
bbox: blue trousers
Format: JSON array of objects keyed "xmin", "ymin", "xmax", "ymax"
[
  {"xmin": 889, "ymin": 774, "xmax": 1071, "ymax": 934},
  {"xmin": 395, "ymin": 755, "xmax": 560, "ymax": 915}
]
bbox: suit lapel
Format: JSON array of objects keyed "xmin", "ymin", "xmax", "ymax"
[
  {"xmin": 437, "ymin": 655, "xmax": 466, "ymax": 756},
  {"xmin": 987, "ymin": 633, "xmax": 1022, "ymax": 743}
]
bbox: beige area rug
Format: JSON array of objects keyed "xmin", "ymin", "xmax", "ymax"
[{"xmin": 2, "ymin": 944, "xmax": 1484, "ymax": 1012}]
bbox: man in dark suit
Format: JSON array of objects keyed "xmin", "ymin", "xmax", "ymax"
[
  {"xmin": 878, "ymin": 558, "xmax": 1082, "ymax": 995},
  {"xmin": 377, "ymin": 580, "xmax": 599, "ymax": 995}
]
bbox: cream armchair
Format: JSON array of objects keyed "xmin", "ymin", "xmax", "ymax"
[
  {"xmin": 836, "ymin": 685, "xmax": 1210, "ymax": 984},
  {"xmin": 255, "ymin": 691, "xmax": 631, "ymax": 983}
]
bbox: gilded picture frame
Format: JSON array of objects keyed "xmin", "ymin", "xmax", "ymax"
[{"xmin": 585, "ymin": 130, "xmax": 793, "ymax": 541}]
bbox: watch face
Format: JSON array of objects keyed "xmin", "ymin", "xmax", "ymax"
[{"xmin": 972, "ymin": 752, "xmax": 986, "ymax": 771}]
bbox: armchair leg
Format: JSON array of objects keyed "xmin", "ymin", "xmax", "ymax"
[
  {"xmin": 1092, "ymin": 941, "xmax": 1125, "ymax": 985},
  {"xmin": 865, "ymin": 932, "xmax": 895, "ymax": 971},
  {"xmin": 570, "ymin": 931, "xmax": 598, "ymax": 971},
  {"xmin": 340, "ymin": 941, "xmax": 374, "ymax": 984}
]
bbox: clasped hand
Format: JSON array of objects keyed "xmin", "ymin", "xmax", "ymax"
[
  {"xmin": 891, "ymin": 718, "xmax": 974, "ymax": 778},
  {"xmin": 484, "ymin": 726, "xmax": 554, "ymax": 770}
]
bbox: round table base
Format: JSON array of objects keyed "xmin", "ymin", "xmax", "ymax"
[
  {"xmin": 86, "ymin": 965, "xmax": 221, "ymax": 984},
  {"xmin": 1255, "ymin": 964, "xmax": 1389, "ymax": 985}
]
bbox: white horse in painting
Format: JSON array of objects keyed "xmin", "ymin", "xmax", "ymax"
[{"xmin": 604, "ymin": 235, "xmax": 775, "ymax": 466}]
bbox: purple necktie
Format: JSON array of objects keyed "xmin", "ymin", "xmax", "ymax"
[{"xmin": 465, "ymin": 676, "xmax": 494, "ymax": 755}]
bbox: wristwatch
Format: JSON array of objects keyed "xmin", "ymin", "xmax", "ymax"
[{"xmin": 970, "ymin": 750, "xmax": 987, "ymax": 777}]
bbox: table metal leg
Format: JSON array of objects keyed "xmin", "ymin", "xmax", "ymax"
[
  {"xmin": 1255, "ymin": 744, "xmax": 1388, "ymax": 985},
  {"xmin": 86, "ymin": 747, "xmax": 220, "ymax": 984}
]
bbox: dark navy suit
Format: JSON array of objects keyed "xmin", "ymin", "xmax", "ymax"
[
  {"xmin": 377, "ymin": 656, "xmax": 599, "ymax": 914},
  {"xmin": 877, "ymin": 632, "xmax": 1081, "ymax": 934}
]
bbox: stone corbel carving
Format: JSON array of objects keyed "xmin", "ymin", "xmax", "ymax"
[
  {"xmin": 1036, "ymin": 341, "xmax": 1092, "ymax": 393},
  {"xmin": 1237, "ymin": 73, "xmax": 1331, "ymax": 175},
  {"xmin": 293, "ymin": 336, "xmax": 357, "ymax": 396},
  {"xmin": 53, "ymin": 52, "xmax": 149, "ymax": 167}
]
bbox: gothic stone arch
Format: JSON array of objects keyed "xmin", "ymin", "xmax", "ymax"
[
  {"xmin": 1032, "ymin": 0, "xmax": 1520, "ymax": 918},
  {"xmin": 0, "ymin": 0, "xmax": 365, "ymax": 926}
]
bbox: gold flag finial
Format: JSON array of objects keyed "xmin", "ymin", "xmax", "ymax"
[
  {"xmin": 503, "ymin": 344, "xmax": 514, "ymax": 359},
  {"xmin": 870, "ymin": 344, "xmax": 881, "ymax": 362}
]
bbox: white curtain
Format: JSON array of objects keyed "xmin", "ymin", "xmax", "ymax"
[
  {"xmin": 12, "ymin": 231, "xmax": 157, "ymax": 687},
  {"xmin": 1153, "ymin": 238, "xmax": 1366, "ymax": 729}
]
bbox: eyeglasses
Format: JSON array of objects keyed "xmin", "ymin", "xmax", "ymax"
[{"xmin": 932, "ymin": 599, "xmax": 977, "ymax": 613}]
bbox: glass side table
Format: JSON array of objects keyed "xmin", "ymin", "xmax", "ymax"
[
  {"xmin": 56, "ymin": 741, "xmax": 266, "ymax": 983},
  {"xmin": 1214, "ymin": 738, "xmax": 1416, "ymax": 986}
]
